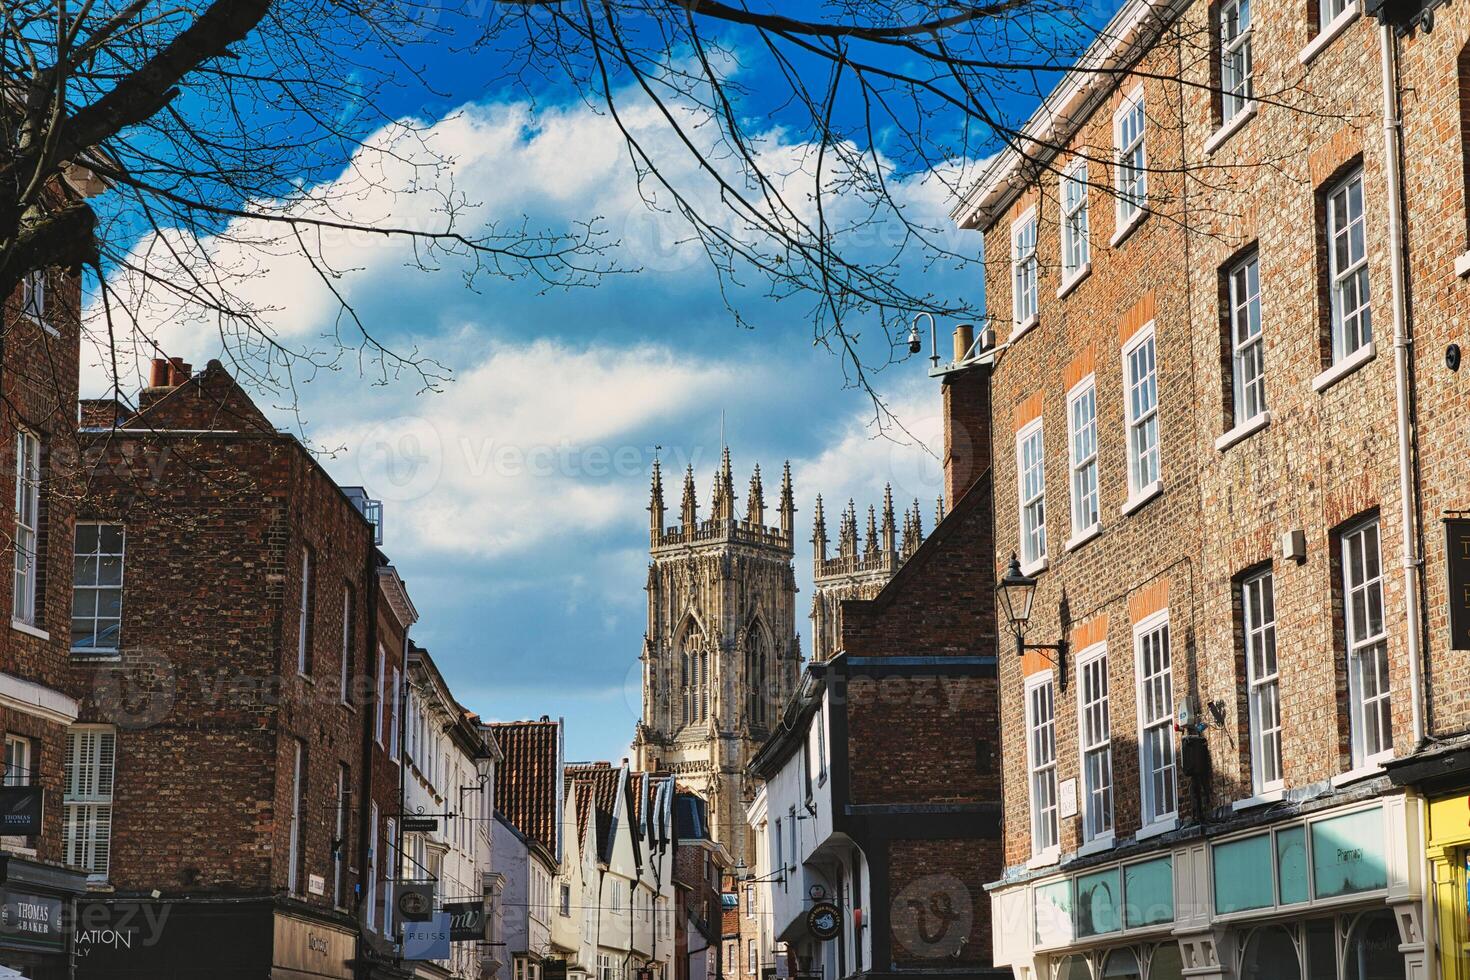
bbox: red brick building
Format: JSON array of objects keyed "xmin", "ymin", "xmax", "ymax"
[
  {"xmin": 745, "ymin": 360, "xmax": 1002, "ymax": 979},
  {"xmin": 0, "ymin": 208, "xmax": 95, "ymax": 977},
  {"xmin": 66, "ymin": 360, "xmax": 410, "ymax": 979},
  {"xmin": 951, "ymin": 0, "xmax": 1470, "ymax": 977}
]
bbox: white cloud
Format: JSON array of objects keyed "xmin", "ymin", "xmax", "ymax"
[{"xmin": 315, "ymin": 336, "xmax": 756, "ymax": 558}]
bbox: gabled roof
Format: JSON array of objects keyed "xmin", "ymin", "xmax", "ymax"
[
  {"xmin": 573, "ymin": 780, "xmax": 596, "ymax": 855},
  {"xmin": 489, "ymin": 719, "xmax": 562, "ymax": 860},
  {"xmin": 565, "ymin": 762, "xmax": 621, "ymax": 864}
]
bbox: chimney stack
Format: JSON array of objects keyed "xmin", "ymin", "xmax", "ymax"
[
  {"xmin": 148, "ymin": 358, "xmax": 170, "ymax": 388},
  {"xmin": 942, "ymin": 325, "xmax": 992, "ymax": 510},
  {"xmin": 167, "ymin": 357, "xmax": 192, "ymax": 386}
]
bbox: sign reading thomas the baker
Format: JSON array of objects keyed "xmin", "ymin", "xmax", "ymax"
[
  {"xmin": 1447, "ymin": 518, "xmax": 1470, "ymax": 650},
  {"xmin": 0, "ymin": 786, "xmax": 43, "ymax": 837},
  {"xmin": 0, "ymin": 889, "xmax": 65, "ymax": 951}
]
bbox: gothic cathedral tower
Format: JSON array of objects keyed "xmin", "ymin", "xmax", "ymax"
[{"xmin": 632, "ymin": 449, "xmax": 800, "ymax": 868}]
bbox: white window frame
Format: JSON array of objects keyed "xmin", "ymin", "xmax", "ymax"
[
  {"xmin": 1011, "ymin": 208, "xmax": 1039, "ymax": 331},
  {"xmin": 1326, "ymin": 168, "xmax": 1371, "ymax": 364},
  {"xmin": 1114, "ymin": 89, "xmax": 1148, "ymax": 235},
  {"xmin": 367, "ymin": 801, "xmax": 379, "ymax": 930},
  {"xmin": 339, "ymin": 586, "xmax": 353, "ymax": 706},
  {"xmin": 334, "ymin": 763, "xmax": 348, "ymax": 908},
  {"xmin": 375, "ymin": 645, "xmax": 387, "ymax": 746},
  {"xmin": 1122, "ymin": 323, "xmax": 1161, "ymax": 502},
  {"xmin": 1076, "ymin": 643, "xmax": 1113, "ymax": 845},
  {"xmin": 12, "ymin": 429, "xmax": 41, "ymax": 628},
  {"xmin": 288, "ymin": 739, "xmax": 304, "ymax": 894},
  {"xmin": 1067, "ymin": 376, "xmax": 1100, "ymax": 540},
  {"xmin": 1219, "ymin": 0, "xmax": 1253, "ymax": 123},
  {"xmin": 1320, "ymin": 0, "xmax": 1352, "ymax": 30},
  {"xmin": 1134, "ymin": 612, "xmax": 1177, "ymax": 829},
  {"xmin": 297, "ymin": 547, "xmax": 313, "ymax": 676},
  {"xmin": 1242, "ymin": 568, "xmax": 1283, "ymax": 794},
  {"xmin": 1016, "ymin": 418, "xmax": 1047, "ymax": 572},
  {"xmin": 1228, "ymin": 253, "xmax": 1266, "ymax": 425},
  {"xmin": 71, "ymin": 522, "xmax": 124, "ymax": 653},
  {"xmin": 1341, "ymin": 518, "xmax": 1392, "ymax": 767},
  {"xmin": 1061, "ymin": 163, "xmax": 1090, "ymax": 286},
  {"xmin": 20, "ymin": 270, "xmax": 55, "ymax": 336},
  {"xmin": 1025, "ymin": 670, "xmax": 1060, "ymax": 861},
  {"xmin": 390, "ymin": 667, "xmax": 401, "ymax": 766},
  {"xmin": 4, "ymin": 734, "xmax": 31, "ymax": 787},
  {"xmin": 64, "ymin": 725, "xmax": 116, "ymax": 880}
]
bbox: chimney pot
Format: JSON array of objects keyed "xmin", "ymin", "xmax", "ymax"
[
  {"xmin": 168, "ymin": 357, "xmax": 192, "ymax": 386},
  {"xmin": 148, "ymin": 358, "xmax": 170, "ymax": 388},
  {"xmin": 953, "ymin": 324, "xmax": 975, "ymax": 363}
]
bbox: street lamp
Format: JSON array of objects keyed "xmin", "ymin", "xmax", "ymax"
[{"xmin": 997, "ymin": 554, "xmax": 1067, "ymax": 682}]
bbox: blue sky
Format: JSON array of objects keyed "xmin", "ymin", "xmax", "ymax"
[{"xmin": 76, "ymin": 9, "xmax": 1038, "ymax": 763}]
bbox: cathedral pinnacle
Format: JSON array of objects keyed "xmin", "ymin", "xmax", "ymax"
[
  {"xmin": 681, "ymin": 465, "xmax": 698, "ymax": 528},
  {"xmin": 649, "ymin": 458, "xmax": 666, "ymax": 535},
  {"xmin": 839, "ymin": 499, "xmax": 859, "ymax": 558},
  {"xmin": 712, "ymin": 447, "xmax": 736, "ymax": 521},
  {"xmin": 779, "ymin": 460, "xmax": 795, "ymax": 539},
  {"xmin": 747, "ymin": 464, "xmax": 765, "ymax": 526},
  {"xmin": 881, "ymin": 484, "xmax": 896, "ymax": 555},
  {"xmin": 812, "ymin": 494, "xmax": 828, "ymax": 563},
  {"xmin": 864, "ymin": 505, "xmax": 878, "ymax": 558}
]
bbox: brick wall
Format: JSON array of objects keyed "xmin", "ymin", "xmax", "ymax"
[
  {"xmin": 68, "ymin": 363, "xmax": 377, "ymax": 911},
  {"xmin": 970, "ymin": 0, "xmax": 1469, "ymax": 872}
]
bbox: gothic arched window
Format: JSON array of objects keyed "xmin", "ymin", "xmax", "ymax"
[
  {"xmin": 678, "ymin": 620, "xmax": 708, "ymax": 728},
  {"xmin": 745, "ymin": 626, "xmax": 767, "ymax": 725}
]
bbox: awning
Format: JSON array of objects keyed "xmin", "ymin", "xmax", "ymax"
[{"xmin": 0, "ymin": 965, "xmax": 34, "ymax": 980}]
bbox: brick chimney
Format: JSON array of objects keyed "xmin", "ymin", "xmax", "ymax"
[{"xmin": 942, "ymin": 325, "xmax": 992, "ymax": 510}]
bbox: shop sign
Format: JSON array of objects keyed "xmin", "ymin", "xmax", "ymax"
[
  {"xmin": 396, "ymin": 882, "xmax": 436, "ymax": 923},
  {"xmin": 1447, "ymin": 519, "xmax": 1470, "ymax": 650},
  {"xmin": 0, "ymin": 889, "xmax": 64, "ymax": 951},
  {"xmin": 403, "ymin": 817, "xmax": 438, "ymax": 833},
  {"xmin": 0, "ymin": 787, "xmax": 43, "ymax": 837},
  {"xmin": 402, "ymin": 912, "xmax": 451, "ymax": 960},
  {"xmin": 807, "ymin": 901, "xmax": 840, "ymax": 941},
  {"xmin": 273, "ymin": 913, "xmax": 355, "ymax": 978},
  {"xmin": 445, "ymin": 900, "xmax": 486, "ymax": 941}
]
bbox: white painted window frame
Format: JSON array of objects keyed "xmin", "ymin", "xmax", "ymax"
[
  {"xmin": 339, "ymin": 585, "xmax": 353, "ymax": 705},
  {"xmin": 1011, "ymin": 207, "xmax": 1039, "ymax": 330},
  {"xmin": 1219, "ymin": 0, "xmax": 1254, "ymax": 123},
  {"xmin": 1067, "ymin": 375, "xmax": 1100, "ymax": 540},
  {"xmin": 1326, "ymin": 168, "xmax": 1372, "ymax": 364},
  {"xmin": 1121, "ymin": 322, "xmax": 1161, "ymax": 501},
  {"xmin": 1076, "ymin": 642, "xmax": 1114, "ymax": 844},
  {"xmin": 288, "ymin": 739, "xmax": 304, "ymax": 894},
  {"xmin": 64, "ymin": 725, "xmax": 116, "ymax": 880},
  {"xmin": 297, "ymin": 546, "xmax": 313, "ymax": 676},
  {"xmin": 1114, "ymin": 88, "xmax": 1148, "ymax": 234},
  {"xmin": 1229, "ymin": 253, "xmax": 1267, "ymax": 426},
  {"xmin": 1016, "ymin": 418, "xmax": 1048, "ymax": 571},
  {"xmin": 12, "ymin": 429, "xmax": 41, "ymax": 628},
  {"xmin": 4, "ymin": 734, "xmax": 31, "ymax": 787},
  {"xmin": 1060, "ymin": 162, "xmax": 1090, "ymax": 286},
  {"xmin": 1133, "ymin": 610, "xmax": 1178, "ymax": 829},
  {"xmin": 71, "ymin": 522, "xmax": 125, "ymax": 653},
  {"xmin": 1025, "ymin": 669, "xmax": 1060, "ymax": 859},
  {"xmin": 1341, "ymin": 518, "xmax": 1392, "ymax": 768},
  {"xmin": 1243, "ymin": 568, "xmax": 1283, "ymax": 794}
]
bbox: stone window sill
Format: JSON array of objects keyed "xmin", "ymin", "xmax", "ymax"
[
  {"xmin": 1299, "ymin": 4, "xmax": 1361, "ymax": 65},
  {"xmin": 1057, "ymin": 264, "xmax": 1092, "ymax": 299},
  {"xmin": 1214, "ymin": 411, "xmax": 1271, "ymax": 452},
  {"xmin": 1231, "ymin": 787, "xmax": 1286, "ymax": 812},
  {"xmin": 1120, "ymin": 480, "xmax": 1163, "ymax": 517},
  {"xmin": 1331, "ymin": 762, "xmax": 1386, "ymax": 787},
  {"xmin": 1019, "ymin": 555, "xmax": 1050, "ymax": 577},
  {"xmin": 1011, "ymin": 314, "xmax": 1039, "ymax": 344},
  {"xmin": 1204, "ymin": 103, "xmax": 1259, "ymax": 156},
  {"xmin": 1109, "ymin": 209, "xmax": 1148, "ymax": 249},
  {"xmin": 1134, "ymin": 816, "xmax": 1179, "ymax": 842},
  {"xmin": 1027, "ymin": 846, "xmax": 1061, "ymax": 870},
  {"xmin": 1312, "ymin": 342, "xmax": 1376, "ymax": 393},
  {"xmin": 1074, "ymin": 834, "xmax": 1116, "ymax": 858},
  {"xmin": 1066, "ymin": 523, "xmax": 1103, "ymax": 552},
  {"xmin": 10, "ymin": 620, "xmax": 49, "ymax": 641}
]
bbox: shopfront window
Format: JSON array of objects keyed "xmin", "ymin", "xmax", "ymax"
[
  {"xmin": 1215, "ymin": 833, "xmax": 1274, "ymax": 914},
  {"xmin": 1123, "ymin": 857, "xmax": 1173, "ymax": 928},
  {"xmin": 1103, "ymin": 946, "xmax": 1141, "ymax": 980},
  {"xmin": 1344, "ymin": 911, "xmax": 1402, "ymax": 980},
  {"xmin": 1078, "ymin": 869, "xmax": 1121, "ymax": 938},
  {"xmin": 1312, "ymin": 809, "xmax": 1387, "ymax": 899},
  {"xmin": 1241, "ymin": 926, "xmax": 1301, "ymax": 980},
  {"xmin": 1209, "ymin": 807, "xmax": 1385, "ymax": 919},
  {"xmin": 1149, "ymin": 943, "xmax": 1185, "ymax": 980},
  {"xmin": 1056, "ymin": 954, "xmax": 1092, "ymax": 980},
  {"xmin": 1278, "ymin": 826, "xmax": 1309, "ymax": 906}
]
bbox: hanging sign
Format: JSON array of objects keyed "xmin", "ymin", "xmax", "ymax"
[
  {"xmin": 396, "ymin": 882, "xmax": 436, "ymax": 923},
  {"xmin": 807, "ymin": 901, "xmax": 841, "ymax": 941},
  {"xmin": 1446, "ymin": 519, "xmax": 1470, "ymax": 650},
  {"xmin": 445, "ymin": 901, "xmax": 486, "ymax": 941},
  {"xmin": 0, "ymin": 787, "xmax": 43, "ymax": 837}
]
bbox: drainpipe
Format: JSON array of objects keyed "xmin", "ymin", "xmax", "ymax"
[{"xmin": 1377, "ymin": 20, "xmax": 1426, "ymax": 749}]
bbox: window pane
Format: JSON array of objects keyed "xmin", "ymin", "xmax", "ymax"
[
  {"xmin": 1213, "ymin": 833, "xmax": 1274, "ymax": 913},
  {"xmin": 1242, "ymin": 927, "xmax": 1301, "ymax": 980},
  {"xmin": 1277, "ymin": 825, "xmax": 1309, "ymax": 905},
  {"xmin": 1311, "ymin": 807, "xmax": 1387, "ymax": 898},
  {"xmin": 1122, "ymin": 856, "xmax": 1173, "ymax": 927},
  {"xmin": 1076, "ymin": 868, "xmax": 1120, "ymax": 937}
]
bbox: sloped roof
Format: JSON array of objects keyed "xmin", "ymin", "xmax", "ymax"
[
  {"xmin": 573, "ymin": 780, "xmax": 596, "ymax": 855},
  {"xmin": 489, "ymin": 720, "xmax": 561, "ymax": 859},
  {"xmin": 565, "ymin": 762, "xmax": 621, "ymax": 863}
]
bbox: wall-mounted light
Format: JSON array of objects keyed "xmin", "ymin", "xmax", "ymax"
[{"xmin": 997, "ymin": 554, "xmax": 1068, "ymax": 685}]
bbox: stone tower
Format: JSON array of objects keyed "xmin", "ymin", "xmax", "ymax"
[
  {"xmin": 632, "ymin": 450, "xmax": 800, "ymax": 868},
  {"xmin": 809, "ymin": 486, "xmax": 937, "ymax": 661}
]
